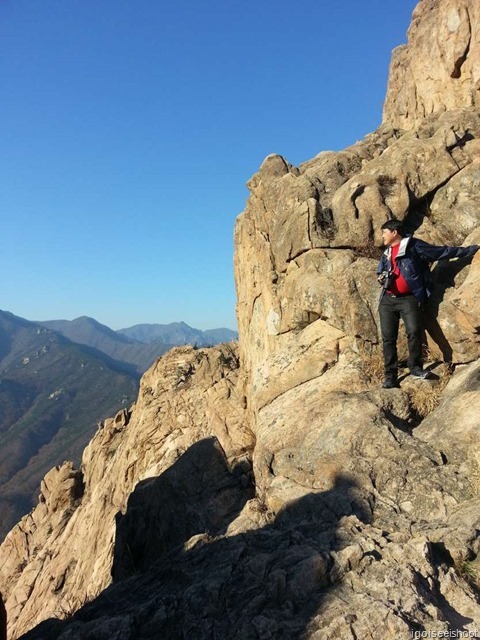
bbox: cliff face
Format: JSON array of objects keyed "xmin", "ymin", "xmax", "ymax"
[
  {"xmin": 383, "ymin": 0, "xmax": 480, "ymax": 129},
  {"xmin": 233, "ymin": 108, "xmax": 480, "ymax": 513},
  {"xmin": 2, "ymin": 1, "xmax": 480, "ymax": 638},
  {"xmin": 0, "ymin": 345, "xmax": 253, "ymax": 638}
]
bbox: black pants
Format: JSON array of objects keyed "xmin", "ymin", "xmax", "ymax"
[{"xmin": 379, "ymin": 293, "xmax": 422, "ymax": 379}]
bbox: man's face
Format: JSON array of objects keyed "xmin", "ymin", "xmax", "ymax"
[{"xmin": 381, "ymin": 228, "xmax": 398, "ymax": 247}]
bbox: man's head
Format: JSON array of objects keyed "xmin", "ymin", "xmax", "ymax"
[{"xmin": 381, "ymin": 219, "xmax": 404, "ymax": 247}]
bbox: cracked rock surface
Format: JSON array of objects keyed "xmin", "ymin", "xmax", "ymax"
[{"xmin": 383, "ymin": 0, "xmax": 480, "ymax": 130}]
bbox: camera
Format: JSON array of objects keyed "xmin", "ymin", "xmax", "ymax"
[{"xmin": 378, "ymin": 270, "xmax": 393, "ymax": 289}]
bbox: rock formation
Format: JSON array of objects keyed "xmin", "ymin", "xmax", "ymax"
[
  {"xmin": 0, "ymin": 345, "xmax": 252, "ymax": 638},
  {"xmin": 384, "ymin": 0, "xmax": 480, "ymax": 129},
  {"xmin": 1, "ymin": 0, "xmax": 480, "ymax": 638},
  {"xmin": 0, "ymin": 310, "xmax": 139, "ymax": 544}
]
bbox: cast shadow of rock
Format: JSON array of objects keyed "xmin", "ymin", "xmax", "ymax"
[
  {"xmin": 19, "ymin": 437, "xmax": 372, "ymax": 640},
  {"xmin": 403, "ymin": 213, "xmax": 476, "ymax": 365},
  {"xmin": 111, "ymin": 437, "xmax": 255, "ymax": 581},
  {"xmin": 422, "ymin": 255, "xmax": 475, "ymax": 365}
]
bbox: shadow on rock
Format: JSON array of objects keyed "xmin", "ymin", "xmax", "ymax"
[
  {"xmin": 421, "ymin": 255, "xmax": 476, "ymax": 363},
  {"xmin": 19, "ymin": 440, "xmax": 371, "ymax": 640},
  {"xmin": 112, "ymin": 437, "xmax": 254, "ymax": 581}
]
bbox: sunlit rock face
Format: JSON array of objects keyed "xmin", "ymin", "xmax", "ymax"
[
  {"xmin": 383, "ymin": 0, "xmax": 480, "ymax": 130},
  {"xmin": 234, "ymin": 108, "xmax": 480, "ymax": 425}
]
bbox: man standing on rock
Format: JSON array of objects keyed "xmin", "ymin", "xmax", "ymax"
[{"xmin": 377, "ymin": 219, "xmax": 479, "ymax": 389}]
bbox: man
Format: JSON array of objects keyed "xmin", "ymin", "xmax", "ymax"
[{"xmin": 377, "ymin": 219, "xmax": 478, "ymax": 389}]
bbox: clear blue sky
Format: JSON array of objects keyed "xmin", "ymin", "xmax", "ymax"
[{"xmin": 0, "ymin": 0, "xmax": 417, "ymax": 331}]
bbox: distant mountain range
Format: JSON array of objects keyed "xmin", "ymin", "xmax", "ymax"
[
  {"xmin": 0, "ymin": 310, "xmax": 237, "ymax": 541},
  {"xmin": 38, "ymin": 318, "xmax": 238, "ymax": 374},
  {"xmin": 117, "ymin": 321, "xmax": 237, "ymax": 347},
  {"xmin": 37, "ymin": 317, "xmax": 173, "ymax": 375}
]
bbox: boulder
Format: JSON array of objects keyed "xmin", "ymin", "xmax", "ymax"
[{"xmin": 416, "ymin": 359, "xmax": 480, "ymax": 471}]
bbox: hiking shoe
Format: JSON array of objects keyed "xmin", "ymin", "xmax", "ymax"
[
  {"xmin": 410, "ymin": 367, "xmax": 432, "ymax": 380},
  {"xmin": 381, "ymin": 378, "xmax": 399, "ymax": 389}
]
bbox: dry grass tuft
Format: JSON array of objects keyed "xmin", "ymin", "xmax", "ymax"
[
  {"xmin": 357, "ymin": 344, "xmax": 384, "ymax": 383},
  {"xmin": 356, "ymin": 341, "xmax": 453, "ymax": 421},
  {"xmin": 354, "ymin": 243, "xmax": 383, "ymax": 260},
  {"xmin": 456, "ymin": 557, "xmax": 480, "ymax": 593},
  {"xmin": 407, "ymin": 370, "xmax": 451, "ymax": 419}
]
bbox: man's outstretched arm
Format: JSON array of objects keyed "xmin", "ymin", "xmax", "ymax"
[{"xmin": 414, "ymin": 238, "xmax": 479, "ymax": 262}]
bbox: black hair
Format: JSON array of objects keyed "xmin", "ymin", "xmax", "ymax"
[{"xmin": 381, "ymin": 219, "xmax": 404, "ymax": 235}]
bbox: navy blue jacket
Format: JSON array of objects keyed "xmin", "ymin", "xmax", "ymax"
[{"xmin": 377, "ymin": 236, "xmax": 479, "ymax": 304}]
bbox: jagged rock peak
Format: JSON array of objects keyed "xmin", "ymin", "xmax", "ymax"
[
  {"xmin": 0, "ymin": 344, "xmax": 253, "ymax": 639},
  {"xmin": 383, "ymin": 0, "xmax": 480, "ymax": 130}
]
